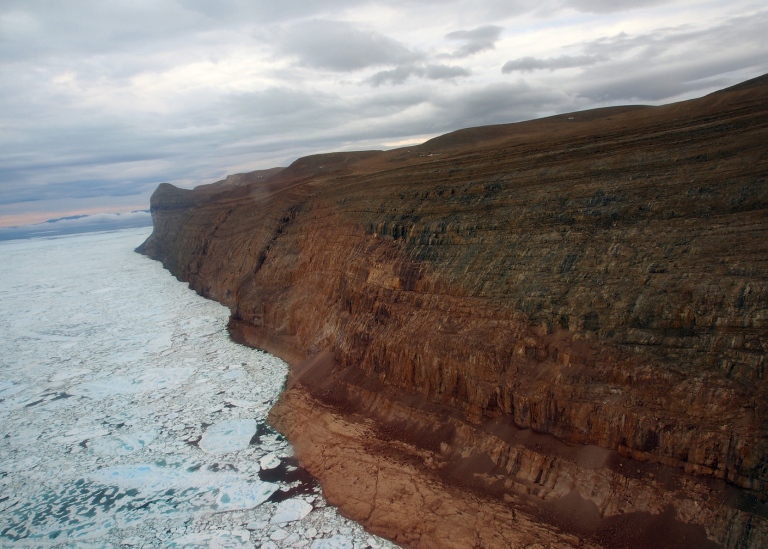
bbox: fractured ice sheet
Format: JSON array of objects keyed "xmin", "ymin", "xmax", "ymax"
[
  {"xmin": 0, "ymin": 380, "xmax": 29, "ymax": 398},
  {"xmin": 311, "ymin": 535, "xmax": 355, "ymax": 549},
  {"xmin": 271, "ymin": 498, "xmax": 313, "ymax": 524},
  {"xmin": 50, "ymin": 368, "xmax": 91, "ymax": 382},
  {"xmin": 71, "ymin": 367, "xmax": 194, "ymax": 399},
  {"xmin": 90, "ymin": 429, "xmax": 159, "ymax": 455},
  {"xmin": 1, "ymin": 464, "xmax": 273, "ymax": 544},
  {"xmin": 167, "ymin": 529, "xmax": 253, "ymax": 548},
  {"xmin": 199, "ymin": 419, "xmax": 258, "ymax": 454},
  {"xmin": 90, "ymin": 462, "xmax": 278, "ymax": 512},
  {"xmin": 0, "ymin": 228, "xmax": 396, "ymax": 549}
]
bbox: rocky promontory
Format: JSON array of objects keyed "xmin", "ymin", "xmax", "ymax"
[{"xmin": 138, "ymin": 74, "xmax": 768, "ymax": 548}]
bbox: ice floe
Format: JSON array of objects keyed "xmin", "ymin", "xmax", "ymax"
[
  {"xmin": 260, "ymin": 453, "xmax": 282, "ymax": 470},
  {"xmin": 166, "ymin": 529, "xmax": 254, "ymax": 548},
  {"xmin": 271, "ymin": 498, "xmax": 314, "ymax": 523},
  {"xmin": 199, "ymin": 419, "xmax": 258, "ymax": 454},
  {"xmin": 311, "ymin": 535, "xmax": 355, "ymax": 549},
  {"xmin": 0, "ymin": 228, "xmax": 395, "ymax": 549}
]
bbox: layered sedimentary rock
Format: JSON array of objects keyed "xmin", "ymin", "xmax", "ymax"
[{"xmin": 138, "ymin": 75, "xmax": 768, "ymax": 548}]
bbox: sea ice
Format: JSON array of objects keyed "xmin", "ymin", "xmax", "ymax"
[
  {"xmin": 90, "ymin": 429, "xmax": 159, "ymax": 454},
  {"xmin": 55, "ymin": 426, "xmax": 111, "ymax": 445},
  {"xmin": 270, "ymin": 527, "xmax": 290, "ymax": 540},
  {"xmin": 0, "ymin": 381, "xmax": 30, "ymax": 398},
  {"xmin": 271, "ymin": 498, "xmax": 313, "ymax": 523},
  {"xmin": 166, "ymin": 530, "xmax": 253, "ymax": 548},
  {"xmin": 260, "ymin": 453, "xmax": 281, "ymax": 470},
  {"xmin": 199, "ymin": 419, "xmax": 258, "ymax": 454},
  {"xmin": 0, "ymin": 228, "xmax": 396, "ymax": 549},
  {"xmin": 311, "ymin": 535, "xmax": 355, "ymax": 549},
  {"xmin": 71, "ymin": 368, "xmax": 194, "ymax": 399},
  {"xmin": 221, "ymin": 369, "xmax": 245, "ymax": 380},
  {"xmin": 50, "ymin": 367, "xmax": 91, "ymax": 381},
  {"xmin": 88, "ymin": 463, "xmax": 278, "ymax": 516}
]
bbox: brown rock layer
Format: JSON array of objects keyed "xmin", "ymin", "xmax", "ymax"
[{"xmin": 138, "ymin": 74, "xmax": 768, "ymax": 548}]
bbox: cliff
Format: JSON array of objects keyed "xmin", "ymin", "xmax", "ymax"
[{"xmin": 138, "ymin": 74, "xmax": 768, "ymax": 548}]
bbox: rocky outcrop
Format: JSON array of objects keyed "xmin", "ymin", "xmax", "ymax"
[{"xmin": 138, "ymin": 74, "xmax": 768, "ymax": 548}]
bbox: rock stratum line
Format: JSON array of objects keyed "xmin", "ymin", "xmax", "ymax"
[{"xmin": 138, "ymin": 74, "xmax": 768, "ymax": 549}]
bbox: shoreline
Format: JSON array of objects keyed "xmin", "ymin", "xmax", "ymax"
[{"xmin": 231, "ymin": 320, "xmax": 735, "ymax": 549}]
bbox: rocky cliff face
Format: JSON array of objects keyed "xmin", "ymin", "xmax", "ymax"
[{"xmin": 138, "ymin": 75, "xmax": 768, "ymax": 548}]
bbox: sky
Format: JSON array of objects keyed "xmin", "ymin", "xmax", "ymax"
[{"xmin": 1, "ymin": 0, "xmax": 766, "ymax": 228}]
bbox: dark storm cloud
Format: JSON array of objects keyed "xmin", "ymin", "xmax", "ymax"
[
  {"xmin": 502, "ymin": 55, "xmax": 605, "ymax": 73},
  {"xmin": 367, "ymin": 64, "xmax": 471, "ymax": 86},
  {"xmin": 444, "ymin": 25, "xmax": 504, "ymax": 58},
  {"xmin": 273, "ymin": 20, "xmax": 420, "ymax": 71}
]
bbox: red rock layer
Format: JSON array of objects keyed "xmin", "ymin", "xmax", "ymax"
[{"xmin": 138, "ymin": 75, "xmax": 768, "ymax": 548}]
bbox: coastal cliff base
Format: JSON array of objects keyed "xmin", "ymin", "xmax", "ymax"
[
  {"xmin": 269, "ymin": 382, "xmax": 737, "ymax": 549},
  {"xmin": 271, "ymin": 385, "xmax": 595, "ymax": 549}
]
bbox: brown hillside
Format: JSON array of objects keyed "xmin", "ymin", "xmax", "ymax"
[{"xmin": 138, "ymin": 74, "xmax": 768, "ymax": 549}]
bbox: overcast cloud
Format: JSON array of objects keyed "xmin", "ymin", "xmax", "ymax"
[
  {"xmin": 272, "ymin": 20, "xmax": 421, "ymax": 71},
  {"xmin": 0, "ymin": 0, "xmax": 766, "ymax": 227},
  {"xmin": 502, "ymin": 55, "xmax": 606, "ymax": 73},
  {"xmin": 444, "ymin": 25, "xmax": 505, "ymax": 58}
]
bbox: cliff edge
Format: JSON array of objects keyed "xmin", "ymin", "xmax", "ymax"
[{"xmin": 138, "ymin": 74, "xmax": 768, "ymax": 548}]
